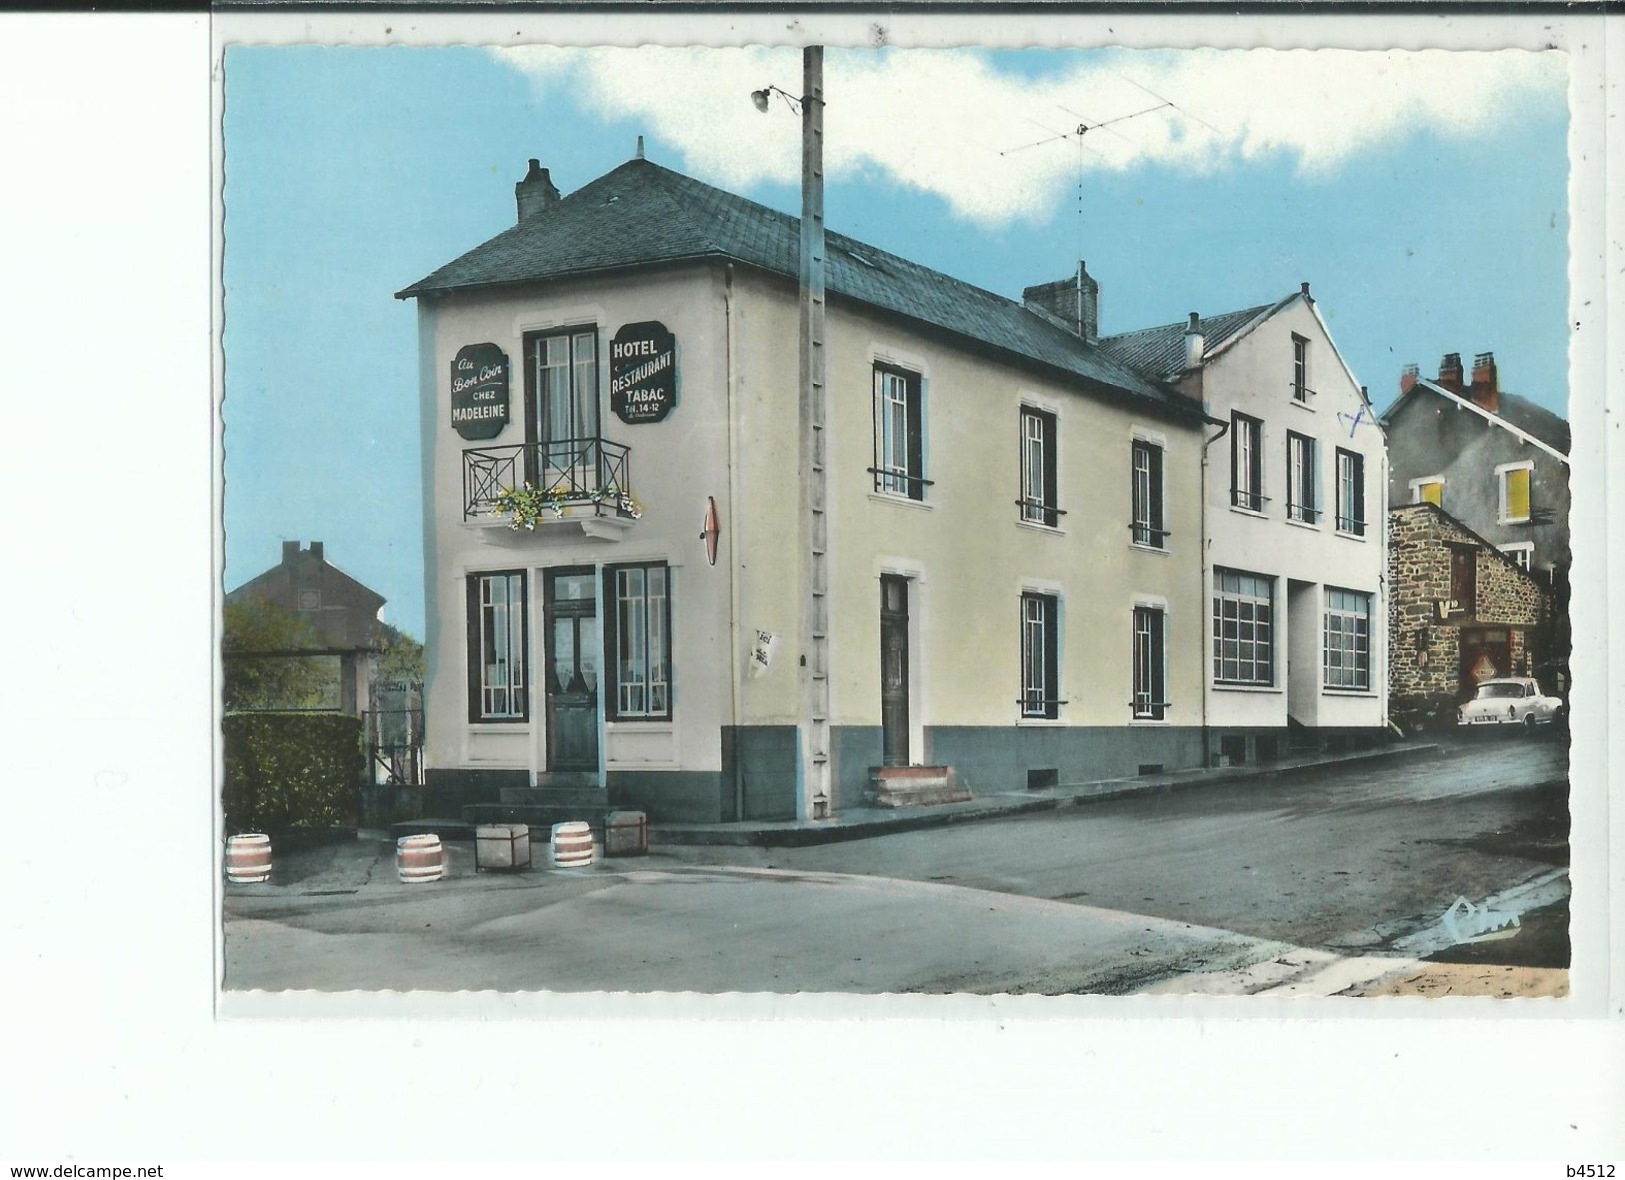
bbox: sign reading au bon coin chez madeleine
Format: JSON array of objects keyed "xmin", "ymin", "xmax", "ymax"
[
  {"xmin": 610, "ymin": 321, "xmax": 677, "ymax": 425},
  {"xmin": 449, "ymin": 343, "xmax": 510, "ymax": 440}
]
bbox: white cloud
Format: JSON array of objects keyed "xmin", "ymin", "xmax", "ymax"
[{"xmin": 492, "ymin": 46, "xmax": 1566, "ymax": 226}]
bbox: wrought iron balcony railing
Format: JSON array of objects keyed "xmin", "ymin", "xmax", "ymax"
[{"xmin": 463, "ymin": 437, "xmax": 634, "ymax": 521}]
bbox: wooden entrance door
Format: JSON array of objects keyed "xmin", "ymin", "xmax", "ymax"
[
  {"xmin": 544, "ymin": 568, "xmax": 599, "ymax": 771},
  {"xmin": 880, "ymin": 575, "xmax": 910, "ymax": 767}
]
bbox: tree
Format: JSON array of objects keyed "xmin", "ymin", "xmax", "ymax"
[{"xmin": 222, "ymin": 598, "xmax": 340, "ymax": 711}]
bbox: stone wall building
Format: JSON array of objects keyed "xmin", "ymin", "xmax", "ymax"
[{"xmin": 1387, "ymin": 502, "xmax": 1548, "ymax": 724}]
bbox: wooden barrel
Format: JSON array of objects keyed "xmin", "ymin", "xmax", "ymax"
[
  {"xmin": 551, "ymin": 821, "xmax": 595, "ymax": 868},
  {"xmin": 396, "ymin": 833, "xmax": 445, "ymax": 883},
  {"xmin": 225, "ymin": 833, "xmax": 272, "ymax": 883}
]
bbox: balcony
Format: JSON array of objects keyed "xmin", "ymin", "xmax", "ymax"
[{"xmin": 463, "ymin": 437, "xmax": 637, "ymax": 542}]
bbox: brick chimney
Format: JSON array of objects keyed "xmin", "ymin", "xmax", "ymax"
[
  {"xmin": 309, "ymin": 541, "xmax": 324, "ymax": 562},
  {"xmin": 282, "ymin": 540, "xmax": 300, "ymax": 564},
  {"xmin": 1399, "ymin": 363, "xmax": 1419, "ymax": 394},
  {"xmin": 1437, "ymin": 352, "xmax": 1464, "ymax": 394},
  {"xmin": 516, "ymin": 159, "xmax": 561, "ymax": 225},
  {"xmin": 1023, "ymin": 261, "xmax": 1099, "ymax": 344},
  {"xmin": 1469, "ymin": 351, "xmax": 1499, "ymax": 414}
]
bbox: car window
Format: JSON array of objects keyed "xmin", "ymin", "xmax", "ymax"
[{"xmin": 1476, "ymin": 683, "xmax": 1522, "ymax": 699}]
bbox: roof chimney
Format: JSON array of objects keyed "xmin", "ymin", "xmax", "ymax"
[
  {"xmin": 282, "ymin": 540, "xmax": 300, "ymax": 565},
  {"xmin": 1469, "ymin": 351, "xmax": 1500, "ymax": 414},
  {"xmin": 309, "ymin": 541, "xmax": 324, "ymax": 563},
  {"xmin": 1400, "ymin": 363, "xmax": 1419, "ymax": 395},
  {"xmin": 1437, "ymin": 351, "xmax": 1464, "ymax": 394},
  {"xmin": 1022, "ymin": 261, "xmax": 1099, "ymax": 345},
  {"xmin": 1182, "ymin": 312, "xmax": 1204, "ymax": 370},
  {"xmin": 515, "ymin": 159, "xmax": 561, "ymax": 225}
]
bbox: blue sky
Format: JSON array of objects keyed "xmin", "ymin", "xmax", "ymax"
[{"xmin": 222, "ymin": 44, "xmax": 1570, "ymax": 638}]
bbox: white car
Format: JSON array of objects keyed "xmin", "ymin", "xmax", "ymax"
[{"xmin": 1457, "ymin": 677, "xmax": 1564, "ymax": 729}]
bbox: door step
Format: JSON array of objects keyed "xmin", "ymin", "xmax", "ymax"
[
  {"xmin": 499, "ymin": 785, "xmax": 608, "ymax": 808},
  {"xmin": 866, "ymin": 765, "xmax": 970, "ymax": 809}
]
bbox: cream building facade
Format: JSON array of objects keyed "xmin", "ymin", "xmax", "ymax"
[{"xmin": 399, "ymin": 156, "xmax": 1215, "ymax": 824}]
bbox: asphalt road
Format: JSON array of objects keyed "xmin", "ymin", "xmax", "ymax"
[
  {"xmin": 667, "ymin": 732, "xmax": 1570, "ymax": 956},
  {"xmin": 222, "ymin": 733, "xmax": 1568, "ymax": 996}
]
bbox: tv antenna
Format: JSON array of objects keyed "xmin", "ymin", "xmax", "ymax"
[{"xmin": 998, "ymin": 79, "xmax": 1220, "ymax": 261}]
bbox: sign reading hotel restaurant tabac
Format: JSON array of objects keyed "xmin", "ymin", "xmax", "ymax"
[
  {"xmin": 449, "ymin": 343, "xmax": 510, "ymax": 440},
  {"xmin": 610, "ymin": 321, "xmax": 677, "ymax": 424}
]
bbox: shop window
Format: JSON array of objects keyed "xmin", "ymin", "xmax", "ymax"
[
  {"xmin": 467, "ymin": 570, "xmax": 528, "ymax": 721},
  {"xmin": 606, "ymin": 563, "xmax": 671, "ymax": 720},
  {"xmin": 1323, "ymin": 587, "xmax": 1372, "ymax": 691},
  {"xmin": 1213, "ymin": 568, "xmax": 1274, "ymax": 686}
]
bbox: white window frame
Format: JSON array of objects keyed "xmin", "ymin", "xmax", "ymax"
[
  {"xmin": 1213, "ymin": 568, "xmax": 1274, "ymax": 687},
  {"xmin": 1500, "ymin": 541, "xmax": 1535, "ymax": 573},
  {"xmin": 1131, "ymin": 437, "xmax": 1166, "ymax": 549},
  {"xmin": 1132, "ymin": 603, "xmax": 1168, "ymax": 720},
  {"xmin": 1231, "ymin": 413, "xmax": 1264, "ymax": 512},
  {"xmin": 1291, "ymin": 333, "xmax": 1311, "ymax": 403},
  {"xmin": 1020, "ymin": 592, "xmax": 1060, "ymax": 720},
  {"xmin": 872, "ymin": 364, "xmax": 925, "ymax": 500},
  {"xmin": 1019, "ymin": 405, "xmax": 1059, "ymax": 526},
  {"xmin": 609, "ymin": 563, "xmax": 671, "ymax": 720},
  {"xmin": 1323, "ymin": 587, "xmax": 1372, "ymax": 692},
  {"xmin": 1495, "ymin": 460, "xmax": 1535, "ymax": 525},
  {"xmin": 1409, "ymin": 474, "xmax": 1446, "ymax": 507},
  {"xmin": 474, "ymin": 571, "xmax": 527, "ymax": 721},
  {"xmin": 1335, "ymin": 447, "xmax": 1366, "ymax": 536},
  {"xmin": 1286, "ymin": 430, "xmax": 1318, "ymax": 524}
]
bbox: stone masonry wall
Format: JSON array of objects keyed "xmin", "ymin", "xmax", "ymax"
[{"xmin": 1387, "ymin": 504, "xmax": 1546, "ymax": 713}]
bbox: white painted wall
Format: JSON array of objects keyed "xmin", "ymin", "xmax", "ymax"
[{"xmin": 1200, "ymin": 295, "xmax": 1388, "ymax": 730}]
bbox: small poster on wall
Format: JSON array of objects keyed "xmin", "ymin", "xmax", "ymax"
[
  {"xmin": 450, "ymin": 343, "xmax": 510, "ymax": 440},
  {"xmin": 610, "ymin": 320, "xmax": 678, "ymax": 424}
]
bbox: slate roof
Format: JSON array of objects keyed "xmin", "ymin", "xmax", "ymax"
[
  {"xmin": 1379, "ymin": 380, "xmax": 1570, "ymax": 458},
  {"xmin": 1097, "ymin": 301, "xmax": 1281, "ymax": 380},
  {"xmin": 398, "ymin": 158, "xmax": 1198, "ymax": 418}
]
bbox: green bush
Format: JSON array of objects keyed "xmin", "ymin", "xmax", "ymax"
[{"xmin": 223, "ymin": 713, "xmax": 364, "ymax": 834}]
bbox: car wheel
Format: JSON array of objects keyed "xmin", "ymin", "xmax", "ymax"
[{"xmin": 1524, "ymin": 713, "xmax": 1537, "ymax": 732}]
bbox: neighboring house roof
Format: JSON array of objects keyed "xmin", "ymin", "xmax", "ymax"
[
  {"xmin": 1097, "ymin": 302, "xmax": 1277, "ymax": 379},
  {"xmin": 397, "ymin": 157, "xmax": 1199, "ymax": 420},
  {"xmin": 1388, "ymin": 501, "xmax": 1548, "ymax": 587},
  {"xmin": 1099, "ymin": 287, "xmax": 1374, "ymax": 420},
  {"xmin": 1379, "ymin": 377, "xmax": 1570, "ymax": 463}
]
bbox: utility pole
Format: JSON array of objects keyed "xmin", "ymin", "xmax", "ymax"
[{"xmin": 797, "ymin": 46, "xmax": 831, "ymax": 821}]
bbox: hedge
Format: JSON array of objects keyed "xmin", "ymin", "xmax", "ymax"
[{"xmin": 222, "ymin": 713, "xmax": 364, "ymax": 834}]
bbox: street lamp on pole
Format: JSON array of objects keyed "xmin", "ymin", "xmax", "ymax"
[{"xmin": 752, "ymin": 49, "xmax": 831, "ymax": 822}]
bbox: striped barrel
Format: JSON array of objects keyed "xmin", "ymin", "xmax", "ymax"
[
  {"xmin": 225, "ymin": 833, "xmax": 272, "ymax": 883},
  {"xmin": 396, "ymin": 833, "xmax": 445, "ymax": 883},
  {"xmin": 550, "ymin": 821, "xmax": 595, "ymax": 869}
]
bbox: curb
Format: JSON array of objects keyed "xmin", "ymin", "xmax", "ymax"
[{"xmin": 652, "ymin": 742, "xmax": 1444, "ymax": 848}]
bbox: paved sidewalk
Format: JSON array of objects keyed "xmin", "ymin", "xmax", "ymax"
[{"xmin": 654, "ymin": 741, "xmax": 1442, "ymax": 847}]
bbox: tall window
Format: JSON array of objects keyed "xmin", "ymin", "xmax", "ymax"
[
  {"xmin": 1018, "ymin": 407, "xmax": 1059, "ymax": 525},
  {"xmin": 468, "ymin": 571, "xmax": 527, "ymax": 721},
  {"xmin": 1286, "ymin": 431, "xmax": 1318, "ymax": 524},
  {"xmin": 1323, "ymin": 588, "xmax": 1372, "ymax": 691},
  {"xmin": 525, "ymin": 327, "xmax": 600, "ymax": 487},
  {"xmin": 606, "ymin": 563, "xmax": 671, "ymax": 719},
  {"xmin": 1131, "ymin": 438, "xmax": 1166, "ymax": 548},
  {"xmin": 1291, "ymin": 334, "xmax": 1311, "ymax": 402},
  {"xmin": 1335, "ymin": 448, "xmax": 1366, "ymax": 536},
  {"xmin": 1132, "ymin": 606, "xmax": 1167, "ymax": 720},
  {"xmin": 1231, "ymin": 413, "xmax": 1263, "ymax": 511},
  {"xmin": 1497, "ymin": 461, "xmax": 1533, "ymax": 524},
  {"xmin": 1020, "ymin": 593, "xmax": 1060, "ymax": 719},
  {"xmin": 872, "ymin": 364, "xmax": 925, "ymax": 500},
  {"xmin": 1213, "ymin": 568, "xmax": 1274, "ymax": 686}
]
